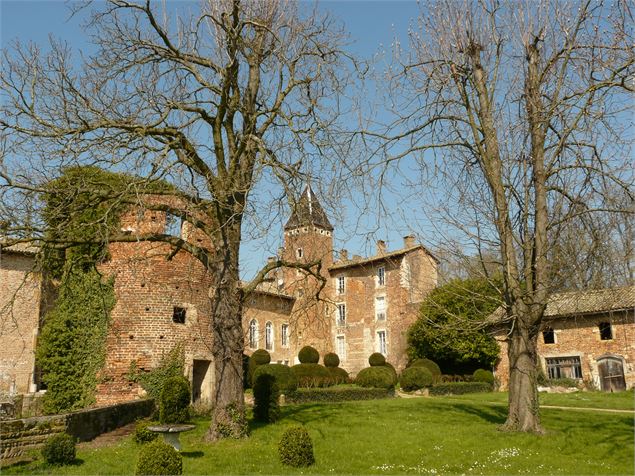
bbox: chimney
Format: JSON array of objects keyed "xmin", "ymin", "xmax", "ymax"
[
  {"xmin": 376, "ymin": 240, "xmax": 387, "ymax": 256},
  {"xmin": 352, "ymin": 254, "xmax": 363, "ymax": 262},
  {"xmin": 403, "ymin": 234, "xmax": 416, "ymax": 248},
  {"xmin": 340, "ymin": 249, "xmax": 349, "ymax": 261}
]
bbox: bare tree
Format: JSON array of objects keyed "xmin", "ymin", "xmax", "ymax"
[
  {"xmin": 376, "ymin": 0, "xmax": 633, "ymax": 432},
  {"xmin": 0, "ymin": 0, "xmax": 355, "ymax": 440}
]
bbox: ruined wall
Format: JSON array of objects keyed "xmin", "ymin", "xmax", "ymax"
[{"xmin": 494, "ymin": 310, "xmax": 635, "ymax": 390}]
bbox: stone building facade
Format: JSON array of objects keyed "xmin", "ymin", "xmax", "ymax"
[
  {"xmin": 0, "ymin": 244, "xmax": 51, "ymax": 396},
  {"xmin": 493, "ymin": 286, "xmax": 635, "ymax": 391}
]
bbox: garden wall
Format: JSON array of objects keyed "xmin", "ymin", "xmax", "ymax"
[{"xmin": 0, "ymin": 399, "xmax": 154, "ymax": 465}]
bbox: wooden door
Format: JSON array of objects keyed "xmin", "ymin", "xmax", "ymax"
[{"xmin": 597, "ymin": 357, "xmax": 626, "ymax": 392}]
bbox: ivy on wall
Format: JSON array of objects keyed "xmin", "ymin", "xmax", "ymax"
[{"xmin": 128, "ymin": 343, "xmax": 185, "ymax": 401}]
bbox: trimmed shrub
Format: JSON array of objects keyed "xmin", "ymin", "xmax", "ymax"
[
  {"xmin": 278, "ymin": 426, "xmax": 315, "ymax": 467},
  {"xmin": 286, "ymin": 386, "xmax": 394, "ymax": 404},
  {"xmin": 368, "ymin": 352, "xmax": 386, "ymax": 366},
  {"xmin": 253, "ymin": 373, "xmax": 280, "ymax": 423},
  {"xmin": 298, "ymin": 346, "xmax": 320, "ymax": 364},
  {"xmin": 473, "ymin": 369, "xmax": 495, "ymax": 384},
  {"xmin": 355, "ymin": 366, "xmax": 394, "ymax": 389},
  {"xmin": 400, "ymin": 367, "xmax": 433, "ymax": 391},
  {"xmin": 547, "ymin": 378, "xmax": 580, "ymax": 388},
  {"xmin": 327, "ymin": 367, "xmax": 350, "ymax": 385},
  {"xmin": 291, "ymin": 363, "xmax": 332, "ymax": 388},
  {"xmin": 429, "ymin": 382, "xmax": 492, "ymax": 396},
  {"xmin": 41, "ymin": 433, "xmax": 76, "ymax": 466},
  {"xmin": 383, "ymin": 362, "xmax": 398, "ymax": 385},
  {"xmin": 135, "ymin": 439, "xmax": 183, "ymax": 475},
  {"xmin": 323, "ymin": 352, "xmax": 340, "ymax": 368},
  {"xmin": 410, "ymin": 358, "xmax": 442, "ymax": 379},
  {"xmin": 134, "ymin": 420, "xmax": 159, "ymax": 444},
  {"xmin": 159, "ymin": 376, "xmax": 191, "ymax": 424},
  {"xmin": 253, "ymin": 364, "xmax": 298, "ymax": 393},
  {"xmin": 247, "ymin": 349, "xmax": 271, "ymax": 387}
]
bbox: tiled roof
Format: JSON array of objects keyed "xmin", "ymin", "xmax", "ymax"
[
  {"xmin": 329, "ymin": 245, "xmax": 427, "ymax": 271},
  {"xmin": 241, "ymin": 280, "xmax": 295, "ymax": 301},
  {"xmin": 284, "ymin": 184, "xmax": 333, "ymax": 231},
  {"xmin": 488, "ymin": 285, "xmax": 635, "ymax": 323},
  {"xmin": 0, "ymin": 242, "xmax": 39, "ymax": 255}
]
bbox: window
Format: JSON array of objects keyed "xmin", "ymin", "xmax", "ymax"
[
  {"xmin": 542, "ymin": 327, "xmax": 555, "ymax": 344},
  {"xmin": 545, "ymin": 356, "xmax": 582, "ymax": 379},
  {"xmin": 265, "ymin": 322, "xmax": 274, "ymax": 351},
  {"xmin": 296, "ymin": 248, "xmax": 303, "ymax": 259},
  {"xmin": 336, "ymin": 303, "xmax": 346, "ymax": 326},
  {"xmin": 377, "ymin": 266, "xmax": 385, "ymax": 286},
  {"xmin": 336, "ymin": 335, "xmax": 346, "ymax": 361},
  {"xmin": 337, "ymin": 276, "xmax": 345, "ymax": 294},
  {"xmin": 375, "ymin": 296, "xmax": 386, "ymax": 321},
  {"xmin": 172, "ymin": 307, "xmax": 186, "ymax": 324},
  {"xmin": 377, "ymin": 330, "xmax": 387, "ymax": 355},
  {"xmin": 598, "ymin": 322, "xmax": 613, "ymax": 340},
  {"xmin": 249, "ymin": 319, "xmax": 258, "ymax": 349},
  {"xmin": 281, "ymin": 323, "xmax": 289, "ymax": 347},
  {"xmin": 164, "ymin": 212, "xmax": 182, "ymax": 236}
]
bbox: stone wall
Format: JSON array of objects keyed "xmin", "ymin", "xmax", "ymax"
[
  {"xmin": 494, "ymin": 310, "xmax": 634, "ymax": 390},
  {"xmin": 1, "ymin": 399, "xmax": 154, "ymax": 465}
]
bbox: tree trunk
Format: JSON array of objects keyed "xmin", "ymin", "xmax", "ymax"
[
  {"xmin": 205, "ymin": 221, "xmax": 248, "ymax": 441},
  {"xmin": 501, "ymin": 310, "xmax": 544, "ymax": 434}
]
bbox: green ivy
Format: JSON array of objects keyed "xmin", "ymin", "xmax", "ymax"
[{"xmin": 128, "ymin": 344, "xmax": 185, "ymax": 400}]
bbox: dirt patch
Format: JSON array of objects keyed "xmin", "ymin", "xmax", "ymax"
[{"xmin": 79, "ymin": 422, "xmax": 136, "ymax": 449}]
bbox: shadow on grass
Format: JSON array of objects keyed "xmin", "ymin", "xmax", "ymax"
[
  {"xmin": 181, "ymin": 451, "xmax": 204, "ymax": 458},
  {"xmin": 448, "ymin": 402, "xmax": 508, "ymax": 425}
]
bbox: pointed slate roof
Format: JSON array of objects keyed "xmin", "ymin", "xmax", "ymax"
[{"xmin": 284, "ymin": 184, "xmax": 334, "ymax": 231}]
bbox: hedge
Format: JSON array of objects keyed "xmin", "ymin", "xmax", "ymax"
[
  {"xmin": 253, "ymin": 364, "xmax": 298, "ymax": 393},
  {"xmin": 429, "ymin": 382, "xmax": 492, "ymax": 396},
  {"xmin": 286, "ymin": 386, "xmax": 394, "ymax": 404}
]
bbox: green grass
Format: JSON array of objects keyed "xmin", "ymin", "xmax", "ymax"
[
  {"xmin": 444, "ymin": 389, "xmax": 635, "ymax": 410},
  {"xmin": 5, "ymin": 394, "xmax": 633, "ymax": 475}
]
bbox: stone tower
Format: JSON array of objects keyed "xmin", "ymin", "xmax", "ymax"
[{"xmin": 281, "ymin": 185, "xmax": 334, "ymax": 358}]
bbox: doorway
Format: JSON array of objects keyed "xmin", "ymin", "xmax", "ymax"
[
  {"xmin": 597, "ymin": 357, "xmax": 626, "ymax": 392},
  {"xmin": 192, "ymin": 360, "xmax": 213, "ymax": 403}
]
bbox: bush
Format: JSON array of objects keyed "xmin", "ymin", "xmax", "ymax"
[
  {"xmin": 247, "ymin": 349, "xmax": 271, "ymax": 387},
  {"xmin": 368, "ymin": 352, "xmax": 386, "ymax": 366},
  {"xmin": 159, "ymin": 376, "xmax": 191, "ymax": 424},
  {"xmin": 134, "ymin": 420, "xmax": 159, "ymax": 444},
  {"xmin": 41, "ymin": 433, "xmax": 76, "ymax": 466},
  {"xmin": 253, "ymin": 373, "xmax": 280, "ymax": 423},
  {"xmin": 278, "ymin": 426, "xmax": 315, "ymax": 467},
  {"xmin": 135, "ymin": 439, "xmax": 183, "ymax": 475},
  {"xmin": 429, "ymin": 382, "xmax": 492, "ymax": 396},
  {"xmin": 298, "ymin": 346, "xmax": 320, "ymax": 364},
  {"xmin": 253, "ymin": 364, "xmax": 298, "ymax": 393},
  {"xmin": 410, "ymin": 358, "xmax": 442, "ymax": 379},
  {"xmin": 286, "ymin": 386, "xmax": 394, "ymax": 404},
  {"xmin": 400, "ymin": 367, "xmax": 433, "ymax": 391},
  {"xmin": 129, "ymin": 343, "xmax": 185, "ymax": 401},
  {"xmin": 383, "ymin": 362, "xmax": 398, "ymax": 385},
  {"xmin": 547, "ymin": 378, "xmax": 580, "ymax": 388},
  {"xmin": 323, "ymin": 352, "xmax": 340, "ymax": 368},
  {"xmin": 327, "ymin": 367, "xmax": 350, "ymax": 385},
  {"xmin": 473, "ymin": 369, "xmax": 495, "ymax": 384},
  {"xmin": 355, "ymin": 367, "xmax": 395, "ymax": 389},
  {"xmin": 291, "ymin": 363, "xmax": 332, "ymax": 388}
]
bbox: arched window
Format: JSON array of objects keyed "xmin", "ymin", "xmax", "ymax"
[
  {"xmin": 265, "ymin": 322, "xmax": 274, "ymax": 351},
  {"xmin": 249, "ymin": 319, "xmax": 258, "ymax": 349}
]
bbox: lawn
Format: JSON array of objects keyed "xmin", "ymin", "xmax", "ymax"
[{"xmin": 5, "ymin": 393, "xmax": 633, "ymax": 475}]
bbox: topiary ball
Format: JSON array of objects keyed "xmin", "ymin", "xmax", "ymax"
[
  {"xmin": 368, "ymin": 352, "xmax": 386, "ymax": 366},
  {"xmin": 134, "ymin": 420, "xmax": 159, "ymax": 444},
  {"xmin": 253, "ymin": 364, "xmax": 298, "ymax": 394},
  {"xmin": 473, "ymin": 369, "xmax": 495, "ymax": 384},
  {"xmin": 323, "ymin": 352, "xmax": 340, "ymax": 368},
  {"xmin": 251, "ymin": 349, "xmax": 272, "ymax": 365},
  {"xmin": 327, "ymin": 366, "xmax": 350, "ymax": 385},
  {"xmin": 291, "ymin": 363, "xmax": 332, "ymax": 387},
  {"xmin": 135, "ymin": 439, "xmax": 183, "ymax": 475},
  {"xmin": 41, "ymin": 433, "xmax": 76, "ymax": 466},
  {"xmin": 298, "ymin": 346, "xmax": 320, "ymax": 364},
  {"xmin": 409, "ymin": 358, "xmax": 441, "ymax": 379},
  {"xmin": 159, "ymin": 376, "xmax": 191, "ymax": 424},
  {"xmin": 400, "ymin": 367, "xmax": 433, "ymax": 391},
  {"xmin": 383, "ymin": 362, "xmax": 398, "ymax": 385},
  {"xmin": 355, "ymin": 366, "xmax": 394, "ymax": 389},
  {"xmin": 278, "ymin": 426, "xmax": 315, "ymax": 467}
]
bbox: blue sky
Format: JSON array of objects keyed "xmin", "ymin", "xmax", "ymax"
[{"xmin": 1, "ymin": 1, "xmax": 434, "ymax": 278}]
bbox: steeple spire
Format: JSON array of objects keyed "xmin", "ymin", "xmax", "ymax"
[{"xmin": 284, "ymin": 184, "xmax": 333, "ymax": 231}]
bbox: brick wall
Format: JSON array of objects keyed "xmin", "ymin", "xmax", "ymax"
[{"xmin": 494, "ymin": 310, "xmax": 635, "ymax": 390}]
